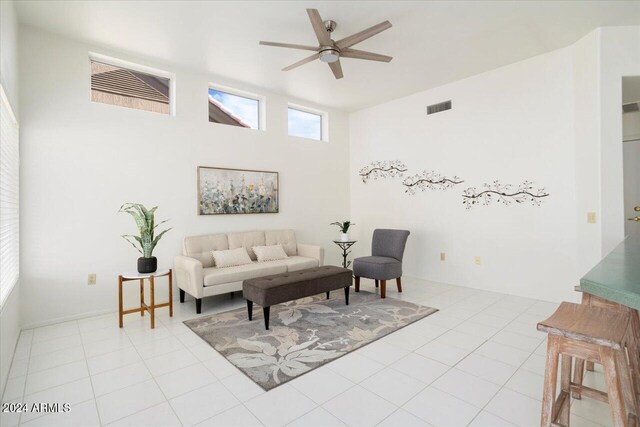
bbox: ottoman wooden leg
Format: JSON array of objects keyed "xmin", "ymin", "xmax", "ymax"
[
  {"xmin": 375, "ymin": 280, "xmax": 379, "ymax": 288},
  {"xmin": 247, "ymin": 300, "xmax": 253, "ymax": 321},
  {"xmin": 344, "ymin": 286, "xmax": 350, "ymax": 305},
  {"xmin": 354, "ymin": 276, "xmax": 360, "ymax": 292},
  {"xmin": 396, "ymin": 277, "xmax": 402, "ymax": 293},
  {"xmin": 380, "ymin": 280, "xmax": 386, "ymax": 298},
  {"xmin": 264, "ymin": 306, "xmax": 271, "ymax": 330}
]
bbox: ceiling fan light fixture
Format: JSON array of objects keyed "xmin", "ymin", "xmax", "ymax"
[{"xmin": 319, "ymin": 48, "xmax": 340, "ymax": 63}]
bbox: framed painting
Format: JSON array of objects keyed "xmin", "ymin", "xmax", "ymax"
[{"xmin": 197, "ymin": 166, "xmax": 279, "ymax": 215}]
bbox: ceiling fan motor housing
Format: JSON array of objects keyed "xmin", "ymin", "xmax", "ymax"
[{"xmin": 319, "ymin": 46, "xmax": 340, "ymax": 63}]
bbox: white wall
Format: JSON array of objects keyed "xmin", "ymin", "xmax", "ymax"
[
  {"xmin": 349, "ymin": 48, "xmax": 578, "ymax": 303},
  {"xmin": 349, "ymin": 26, "xmax": 640, "ymax": 303},
  {"xmin": 571, "ymin": 30, "xmax": 603, "ymax": 277},
  {"xmin": 19, "ymin": 27, "xmax": 351, "ymax": 327},
  {"xmin": 0, "ymin": 0, "xmax": 21, "ymax": 400}
]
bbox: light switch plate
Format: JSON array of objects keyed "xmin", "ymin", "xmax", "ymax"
[
  {"xmin": 88, "ymin": 274, "xmax": 96, "ymax": 285},
  {"xmin": 474, "ymin": 256, "xmax": 481, "ymax": 265},
  {"xmin": 587, "ymin": 212, "xmax": 597, "ymax": 224},
  {"xmin": 440, "ymin": 252, "xmax": 446, "ymax": 261}
]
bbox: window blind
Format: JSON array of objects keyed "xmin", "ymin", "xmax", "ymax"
[{"xmin": 0, "ymin": 85, "xmax": 19, "ymax": 306}]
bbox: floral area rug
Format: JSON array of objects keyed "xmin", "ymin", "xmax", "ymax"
[{"xmin": 183, "ymin": 290, "xmax": 437, "ymax": 390}]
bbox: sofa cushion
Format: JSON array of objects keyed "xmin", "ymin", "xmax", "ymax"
[
  {"xmin": 228, "ymin": 231, "xmax": 265, "ymax": 261},
  {"xmin": 265, "ymin": 229, "xmax": 297, "ymax": 256},
  {"xmin": 268, "ymin": 256, "xmax": 319, "ymax": 272},
  {"xmin": 211, "ymin": 248, "xmax": 253, "ymax": 268},
  {"xmin": 203, "ymin": 262, "xmax": 287, "ymax": 287},
  {"xmin": 183, "ymin": 233, "xmax": 228, "ymax": 268},
  {"xmin": 353, "ymin": 256, "xmax": 402, "ymax": 280}
]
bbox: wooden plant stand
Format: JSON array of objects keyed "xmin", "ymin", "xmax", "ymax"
[{"xmin": 118, "ymin": 269, "xmax": 173, "ymax": 329}]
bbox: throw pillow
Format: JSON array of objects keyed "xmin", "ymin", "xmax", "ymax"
[
  {"xmin": 252, "ymin": 244, "xmax": 289, "ymax": 262},
  {"xmin": 211, "ymin": 248, "xmax": 252, "ymax": 268}
]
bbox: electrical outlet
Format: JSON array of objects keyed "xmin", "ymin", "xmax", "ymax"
[
  {"xmin": 587, "ymin": 212, "xmax": 597, "ymax": 224},
  {"xmin": 440, "ymin": 252, "xmax": 446, "ymax": 261},
  {"xmin": 88, "ymin": 274, "xmax": 96, "ymax": 285},
  {"xmin": 474, "ymin": 256, "xmax": 481, "ymax": 265}
]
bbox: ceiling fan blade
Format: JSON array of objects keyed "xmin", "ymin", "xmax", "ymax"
[
  {"xmin": 259, "ymin": 41, "xmax": 319, "ymax": 51},
  {"xmin": 307, "ymin": 8, "xmax": 331, "ymax": 46},
  {"xmin": 340, "ymin": 48, "xmax": 392, "ymax": 62},
  {"xmin": 282, "ymin": 53, "xmax": 321, "ymax": 71},
  {"xmin": 335, "ymin": 21, "xmax": 392, "ymax": 50},
  {"xmin": 328, "ymin": 60, "xmax": 344, "ymax": 79}
]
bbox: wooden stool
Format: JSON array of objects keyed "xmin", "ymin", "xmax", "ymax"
[
  {"xmin": 572, "ymin": 286, "xmax": 640, "ymax": 411},
  {"xmin": 537, "ymin": 302, "xmax": 636, "ymax": 427}
]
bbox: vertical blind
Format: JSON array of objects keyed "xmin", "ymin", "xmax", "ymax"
[{"xmin": 0, "ymin": 85, "xmax": 19, "ymax": 306}]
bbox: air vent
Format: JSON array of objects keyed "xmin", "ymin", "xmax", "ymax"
[
  {"xmin": 427, "ymin": 100, "xmax": 452, "ymax": 115},
  {"xmin": 623, "ymin": 102, "xmax": 640, "ymax": 113}
]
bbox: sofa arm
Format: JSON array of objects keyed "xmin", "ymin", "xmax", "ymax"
[
  {"xmin": 173, "ymin": 256, "xmax": 204, "ymax": 299},
  {"xmin": 297, "ymin": 243, "xmax": 325, "ymax": 266}
]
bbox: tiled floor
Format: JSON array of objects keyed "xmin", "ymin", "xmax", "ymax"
[{"xmin": 1, "ymin": 277, "xmax": 615, "ymax": 427}]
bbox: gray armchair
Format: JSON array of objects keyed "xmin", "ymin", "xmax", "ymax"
[{"xmin": 353, "ymin": 229, "xmax": 410, "ymax": 298}]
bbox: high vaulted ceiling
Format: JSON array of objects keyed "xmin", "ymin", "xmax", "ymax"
[{"xmin": 15, "ymin": 1, "xmax": 640, "ymax": 111}]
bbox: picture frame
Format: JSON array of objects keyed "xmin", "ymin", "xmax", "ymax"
[{"xmin": 197, "ymin": 166, "xmax": 279, "ymax": 215}]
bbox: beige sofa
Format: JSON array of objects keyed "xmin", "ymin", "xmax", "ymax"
[{"xmin": 174, "ymin": 229, "xmax": 324, "ymax": 313}]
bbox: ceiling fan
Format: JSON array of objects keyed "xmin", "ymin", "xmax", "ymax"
[{"xmin": 259, "ymin": 9, "xmax": 393, "ymax": 79}]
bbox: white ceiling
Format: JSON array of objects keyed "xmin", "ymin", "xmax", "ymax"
[{"xmin": 15, "ymin": 1, "xmax": 640, "ymax": 111}]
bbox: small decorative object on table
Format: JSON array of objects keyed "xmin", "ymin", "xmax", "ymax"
[
  {"xmin": 332, "ymin": 239, "xmax": 357, "ymax": 269},
  {"xmin": 330, "ymin": 220, "xmax": 355, "ymax": 242},
  {"xmin": 119, "ymin": 203, "xmax": 172, "ymax": 273}
]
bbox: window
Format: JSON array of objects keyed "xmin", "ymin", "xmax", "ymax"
[
  {"xmin": 288, "ymin": 106, "xmax": 324, "ymax": 141},
  {"xmin": 90, "ymin": 54, "xmax": 173, "ymax": 115},
  {"xmin": 208, "ymin": 87, "xmax": 261, "ymax": 130},
  {"xmin": 0, "ymin": 85, "xmax": 19, "ymax": 306}
]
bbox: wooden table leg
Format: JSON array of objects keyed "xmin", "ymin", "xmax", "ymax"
[
  {"xmin": 627, "ymin": 310, "xmax": 640, "ymax": 415},
  {"xmin": 139, "ymin": 278, "xmax": 144, "ymax": 316},
  {"xmin": 541, "ymin": 335, "xmax": 560, "ymax": 427},
  {"xmin": 150, "ymin": 275, "xmax": 155, "ymax": 329},
  {"xmin": 118, "ymin": 275, "xmax": 124, "ymax": 328},
  {"xmin": 600, "ymin": 347, "xmax": 629, "ymax": 427},
  {"xmin": 169, "ymin": 269, "xmax": 173, "ymax": 317},
  {"xmin": 380, "ymin": 280, "xmax": 386, "ymax": 298},
  {"xmin": 559, "ymin": 355, "xmax": 571, "ymax": 426}
]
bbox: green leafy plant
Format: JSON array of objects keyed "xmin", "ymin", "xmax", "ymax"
[
  {"xmin": 119, "ymin": 203, "xmax": 172, "ymax": 258},
  {"xmin": 330, "ymin": 221, "xmax": 355, "ymax": 233}
]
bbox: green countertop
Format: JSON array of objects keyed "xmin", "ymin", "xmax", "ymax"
[{"xmin": 580, "ymin": 235, "xmax": 640, "ymax": 310}]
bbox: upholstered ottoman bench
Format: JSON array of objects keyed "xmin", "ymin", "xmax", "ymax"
[{"xmin": 243, "ymin": 266, "xmax": 352, "ymax": 330}]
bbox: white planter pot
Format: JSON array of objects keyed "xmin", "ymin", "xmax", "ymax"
[{"xmin": 340, "ymin": 233, "xmax": 350, "ymax": 242}]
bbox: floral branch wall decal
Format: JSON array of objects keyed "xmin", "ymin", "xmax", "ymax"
[
  {"xmin": 462, "ymin": 180, "xmax": 549, "ymax": 209},
  {"xmin": 359, "ymin": 160, "xmax": 407, "ymax": 183},
  {"xmin": 402, "ymin": 171, "xmax": 464, "ymax": 194}
]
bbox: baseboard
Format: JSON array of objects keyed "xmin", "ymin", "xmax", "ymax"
[
  {"xmin": 21, "ymin": 296, "xmax": 184, "ymax": 330},
  {"xmin": 21, "ymin": 308, "xmax": 117, "ymax": 330}
]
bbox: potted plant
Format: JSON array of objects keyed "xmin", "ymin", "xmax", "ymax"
[
  {"xmin": 330, "ymin": 221, "xmax": 355, "ymax": 242},
  {"xmin": 119, "ymin": 203, "xmax": 172, "ymax": 274}
]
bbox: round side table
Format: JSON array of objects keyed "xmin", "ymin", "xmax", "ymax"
[{"xmin": 118, "ymin": 269, "xmax": 173, "ymax": 329}]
